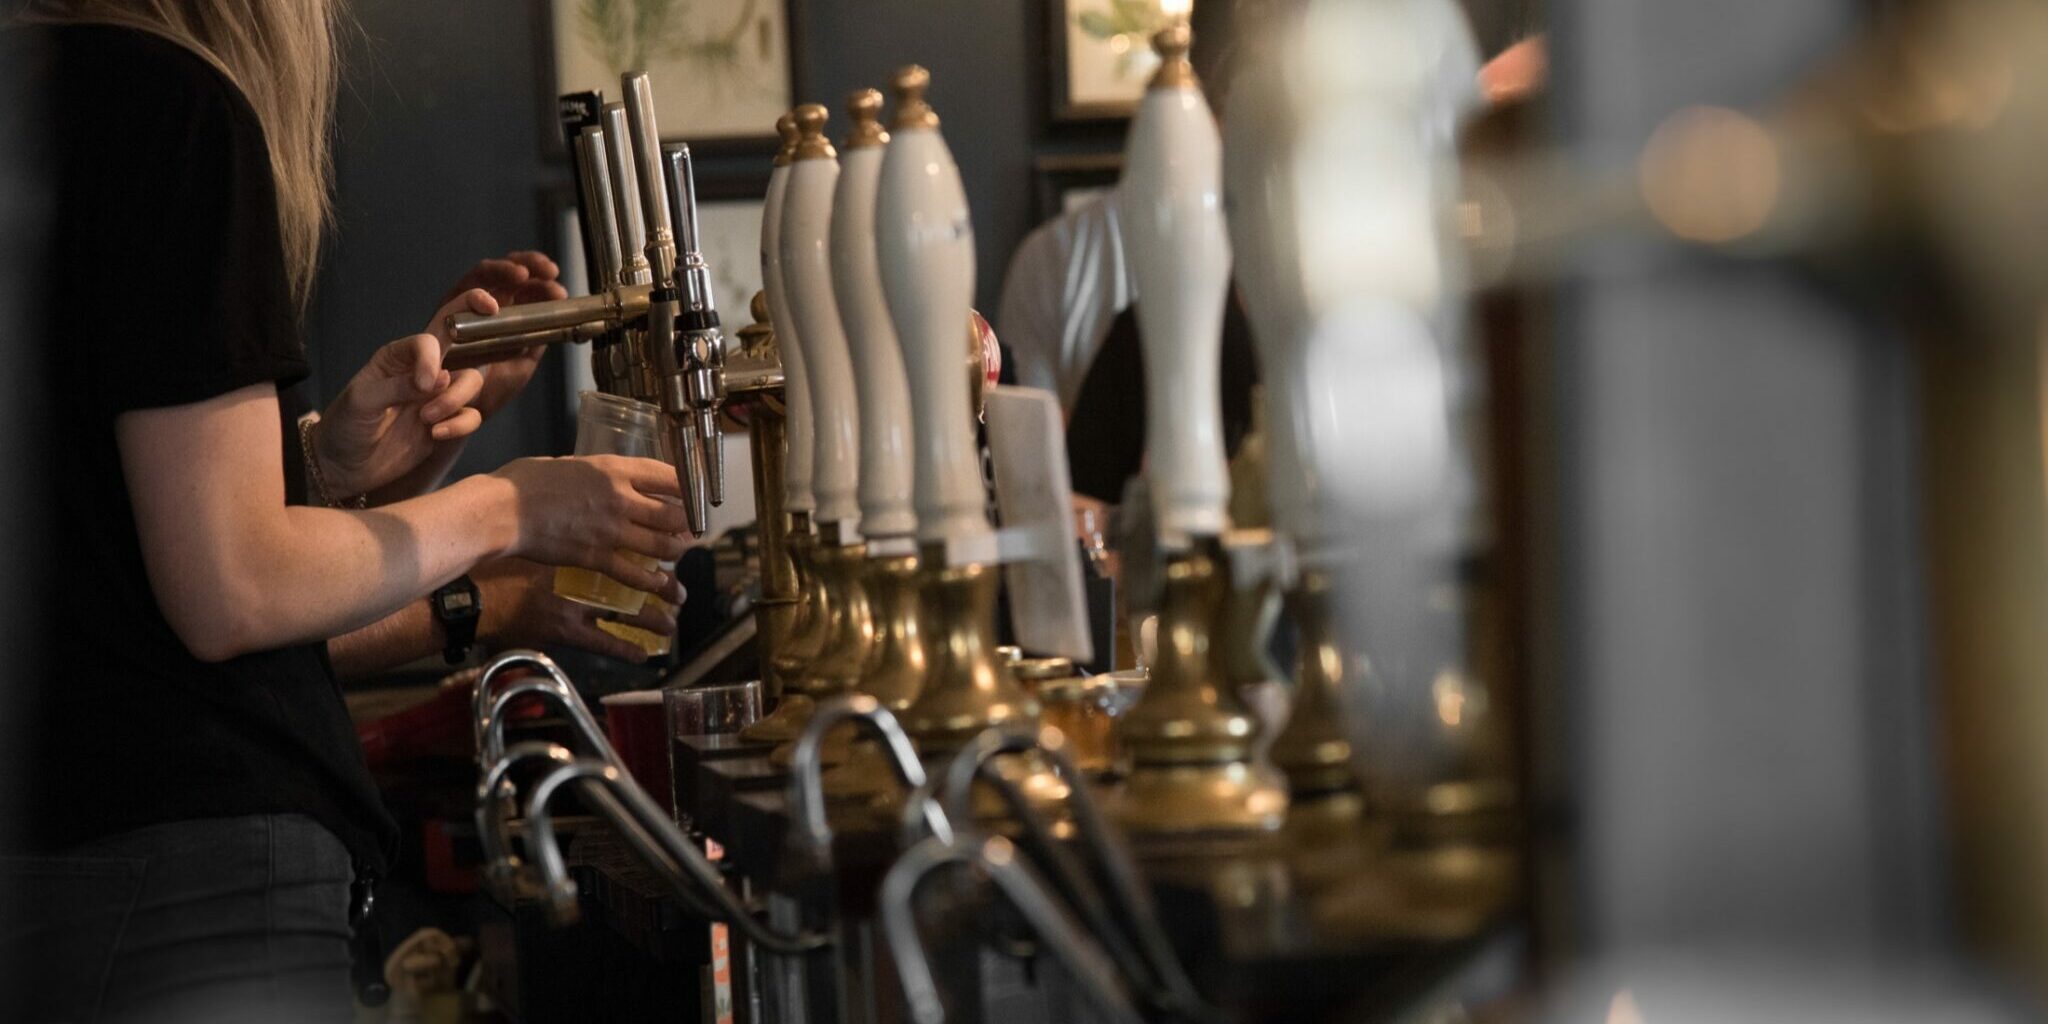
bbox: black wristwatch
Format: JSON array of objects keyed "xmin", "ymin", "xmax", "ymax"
[{"xmin": 430, "ymin": 575, "xmax": 481, "ymax": 665}]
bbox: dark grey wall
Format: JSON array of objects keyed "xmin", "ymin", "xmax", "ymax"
[
  {"xmin": 309, "ymin": 0, "xmax": 1119, "ymax": 477},
  {"xmin": 1547, "ymin": 0, "xmax": 1946, "ymax": 961}
]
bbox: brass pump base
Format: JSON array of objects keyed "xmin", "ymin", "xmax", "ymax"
[
  {"xmin": 768, "ymin": 523, "xmax": 830, "ymax": 686},
  {"xmin": 742, "ymin": 519, "xmax": 828, "ymax": 746},
  {"xmin": 892, "ymin": 553, "xmax": 1073, "ymax": 837},
  {"xmin": 1271, "ymin": 568, "xmax": 1369, "ymax": 834},
  {"xmin": 1113, "ymin": 540, "xmax": 1287, "ymax": 836},
  {"xmin": 821, "ymin": 551, "xmax": 928, "ymax": 808},
  {"xmin": 770, "ymin": 536, "xmax": 876, "ymax": 767}
]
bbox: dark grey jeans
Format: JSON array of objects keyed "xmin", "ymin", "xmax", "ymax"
[{"xmin": 1, "ymin": 813, "xmax": 357, "ymax": 1024}]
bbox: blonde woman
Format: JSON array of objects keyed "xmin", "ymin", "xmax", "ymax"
[{"xmin": 2, "ymin": 2, "xmax": 684, "ymax": 1020}]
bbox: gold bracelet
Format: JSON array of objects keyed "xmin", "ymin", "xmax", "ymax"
[{"xmin": 298, "ymin": 414, "xmax": 368, "ymax": 509}]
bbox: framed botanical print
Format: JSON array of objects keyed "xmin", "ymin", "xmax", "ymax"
[
  {"xmin": 1048, "ymin": 0, "xmax": 1173, "ymax": 122},
  {"xmin": 539, "ymin": 0, "xmax": 800, "ymax": 154}
]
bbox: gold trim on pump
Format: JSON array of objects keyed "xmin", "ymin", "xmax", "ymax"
[
  {"xmin": 843, "ymin": 88, "xmax": 890, "ymax": 150},
  {"xmin": 1113, "ymin": 539, "xmax": 1288, "ymax": 835},
  {"xmin": 889, "ymin": 65, "xmax": 939, "ymax": 132},
  {"xmin": 892, "ymin": 553, "xmax": 1072, "ymax": 835}
]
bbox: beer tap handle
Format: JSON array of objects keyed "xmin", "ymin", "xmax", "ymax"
[
  {"xmin": 599, "ymin": 104, "xmax": 653, "ymax": 287},
  {"xmin": 665, "ymin": 143, "xmax": 730, "ymax": 510},
  {"xmin": 520, "ymin": 757, "xmax": 830, "ymax": 951},
  {"xmin": 934, "ymin": 729, "xmax": 1224, "ymax": 1023},
  {"xmin": 616, "ymin": 75, "xmax": 707, "ymax": 534},
  {"xmin": 765, "ymin": 114, "xmax": 816, "ymax": 517},
  {"xmin": 1121, "ymin": 23, "xmax": 1232, "ymax": 547},
  {"xmin": 779, "ymin": 103, "xmax": 863, "ymax": 535},
  {"xmin": 620, "ymin": 72, "xmax": 675, "ymax": 280},
  {"xmin": 556, "ymin": 91, "xmax": 607, "ymax": 290},
  {"xmin": 876, "ymin": 66, "xmax": 988, "ymax": 554},
  {"xmin": 472, "ymin": 650, "xmax": 614, "ymax": 768},
  {"xmin": 576, "ymin": 126, "xmax": 625, "ymax": 296},
  {"xmin": 473, "ymin": 740, "xmax": 574, "ymax": 897},
  {"xmin": 831, "ymin": 88, "xmax": 918, "ymax": 543},
  {"xmin": 880, "ymin": 834, "xmax": 1147, "ymax": 1024}
]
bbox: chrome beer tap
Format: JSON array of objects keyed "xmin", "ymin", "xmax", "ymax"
[
  {"xmin": 619, "ymin": 72, "xmax": 714, "ymax": 536},
  {"xmin": 574, "ymin": 125, "xmax": 630, "ymax": 396},
  {"xmin": 663, "ymin": 143, "xmax": 729, "ymax": 510}
]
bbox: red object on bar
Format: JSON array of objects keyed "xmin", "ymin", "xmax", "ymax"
[
  {"xmin": 602, "ymin": 689, "xmax": 671, "ymax": 799},
  {"xmin": 357, "ymin": 667, "xmax": 545, "ymax": 770}
]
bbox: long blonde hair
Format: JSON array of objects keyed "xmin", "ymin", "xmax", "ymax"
[{"xmin": 19, "ymin": 0, "xmax": 340, "ymax": 307}]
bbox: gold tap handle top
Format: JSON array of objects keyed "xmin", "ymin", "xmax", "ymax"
[
  {"xmin": 845, "ymin": 88, "xmax": 889, "ymax": 149},
  {"xmin": 751, "ymin": 289, "xmax": 771, "ymax": 325},
  {"xmin": 773, "ymin": 111, "xmax": 800, "ymax": 167},
  {"xmin": 792, "ymin": 102, "xmax": 837, "ymax": 161},
  {"xmin": 1148, "ymin": 22, "xmax": 1197, "ymax": 90},
  {"xmin": 890, "ymin": 65, "xmax": 939, "ymax": 131}
]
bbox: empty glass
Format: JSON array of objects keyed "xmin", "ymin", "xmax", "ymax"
[
  {"xmin": 554, "ymin": 391, "xmax": 669, "ymax": 620},
  {"xmin": 663, "ymin": 680, "xmax": 764, "ymax": 823}
]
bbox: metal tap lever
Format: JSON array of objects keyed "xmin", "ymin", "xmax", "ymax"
[
  {"xmin": 619, "ymin": 73, "xmax": 709, "ymax": 535},
  {"xmin": 473, "ymin": 740, "xmax": 635, "ymax": 904},
  {"xmin": 520, "ymin": 757, "xmax": 829, "ymax": 952},
  {"xmin": 471, "ymin": 650, "xmax": 615, "ymax": 769},
  {"xmin": 573, "ymin": 122, "xmax": 629, "ymax": 395},
  {"xmin": 664, "ymin": 143, "xmax": 729, "ymax": 511},
  {"xmin": 786, "ymin": 695, "xmax": 950, "ymax": 866},
  {"xmin": 930, "ymin": 729, "xmax": 1224, "ymax": 1024},
  {"xmin": 879, "ymin": 833, "xmax": 1146, "ymax": 1024}
]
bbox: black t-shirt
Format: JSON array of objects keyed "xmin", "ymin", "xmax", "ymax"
[
  {"xmin": 1064, "ymin": 290, "xmax": 1261, "ymax": 503},
  {"xmin": 18, "ymin": 25, "xmax": 398, "ymax": 872}
]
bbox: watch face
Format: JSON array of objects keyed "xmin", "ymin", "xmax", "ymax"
[{"xmin": 443, "ymin": 591, "xmax": 475, "ymax": 613}]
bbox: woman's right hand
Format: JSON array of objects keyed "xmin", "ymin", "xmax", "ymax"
[{"xmin": 490, "ymin": 455, "xmax": 688, "ymax": 594}]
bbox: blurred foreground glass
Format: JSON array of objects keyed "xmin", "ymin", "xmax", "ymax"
[
  {"xmin": 664, "ymin": 680, "xmax": 763, "ymax": 822},
  {"xmin": 554, "ymin": 391, "xmax": 670, "ymax": 625}
]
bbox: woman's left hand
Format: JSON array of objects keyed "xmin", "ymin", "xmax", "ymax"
[
  {"xmin": 314, "ymin": 291, "xmax": 498, "ymax": 499},
  {"xmin": 435, "ymin": 251, "xmax": 570, "ymax": 420}
]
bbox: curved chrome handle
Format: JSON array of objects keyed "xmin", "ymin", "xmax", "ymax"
[
  {"xmin": 479, "ymin": 676, "xmax": 616, "ymax": 772},
  {"xmin": 879, "ymin": 834, "xmax": 1145, "ymax": 1024},
  {"xmin": 474, "ymin": 740, "xmax": 575, "ymax": 896},
  {"xmin": 934, "ymin": 728, "xmax": 1221, "ymax": 1024},
  {"xmin": 786, "ymin": 694, "xmax": 949, "ymax": 860},
  {"xmin": 473, "ymin": 651, "xmax": 576, "ymax": 758},
  {"xmin": 519, "ymin": 756, "xmax": 831, "ymax": 952}
]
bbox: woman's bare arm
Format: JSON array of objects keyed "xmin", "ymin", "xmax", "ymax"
[{"xmin": 118, "ymin": 383, "xmax": 687, "ymax": 663}]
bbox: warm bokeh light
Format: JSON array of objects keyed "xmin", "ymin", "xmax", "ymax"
[
  {"xmin": 1639, "ymin": 105, "xmax": 1781, "ymax": 244},
  {"xmin": 1159, "ymin": 0, "xmax": 1193, "ymax": 19}
]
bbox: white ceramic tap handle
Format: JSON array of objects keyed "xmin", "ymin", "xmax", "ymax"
[
  {"xmin": 832, "ymin": 90, "xmax": 918, "ymax": 542},
  {"xmin": 875, "ymin": 67, "xmax": 988, "ymax": 548},
  {"xmin": 762, "ymin": 116, "xmax": 815, "ymax": 514},
  {"xmin": 1222, "ymin": 19, "xmax": 1321, "ymax": 545},
  {"xmin": 779, "ymin": 104, "xmax": 863, "ymax": 534},
  {"xmin": 1118, "ymin": 25, "xmax": 1232, "ymax": 545}
]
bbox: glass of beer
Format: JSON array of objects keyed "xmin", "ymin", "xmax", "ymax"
[
  {"xmin": 595, "ymin": 569, "xmax": 677, "ymax": 658},
  {"xmin": 554, "ymin": 391, "xmax": 670, "ymax": 618}
]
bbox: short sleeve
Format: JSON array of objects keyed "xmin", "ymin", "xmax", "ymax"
[
  {"xmin": 49, "ymin": 30, "xmax": 307, "ymax": 414},
  {"xmin": 995, "ymin": 221, "xmax": 1065, "ymax": 401}
]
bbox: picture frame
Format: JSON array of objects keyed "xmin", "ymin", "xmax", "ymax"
[
  {"xmin": 533, "ymin": 0, "xmax": 803, "ymax": 160},
  {"xmin": 1046, "ymin": 0, "xmax": 1170, "ymax": 123},
  {"xmin": 1033, "ymin": 152, "xmax": 1123, "ymax": 222}
]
